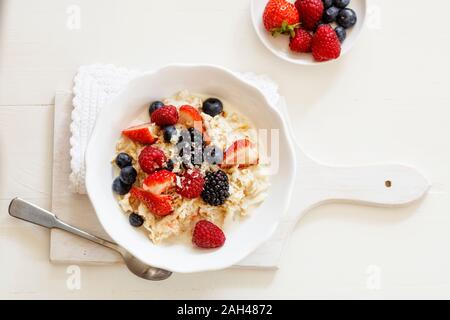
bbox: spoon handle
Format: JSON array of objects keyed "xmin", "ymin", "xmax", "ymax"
[{"xmin": 8, "ymin": 198, "xmax": 121, "ymax": 253}]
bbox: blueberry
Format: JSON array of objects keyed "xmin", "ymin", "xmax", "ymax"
[
  {"xmin": 202, "ymin": 98, "xmax": 223, "ymax": 117},
  {"xmin": 112, "ymin": 177, "xmax": 132, "ymax": 195},
  {"xmin": 115, "ymin": 153, "xmax": 133, "ymax": 169},
  {"xmin": 163, "ymin": 125, "xmax": 177, "ymax": 143},
  {"xmin": 165, "ymin": 159, "xmax": 175, "ymax": 172},
  {"xmin": 204, "ymin": 145, "xmax": 223, "ymax": 165},
  {"xmin": 129, "ymin": 213, "xmax": 144, "ymax": 227},
  {"xmin": 337, "ymin": 8, "xmax": 357, "ymax": 28},
  {"xmin": 333, "ymin": 0, "xmax": 350, "ymax": 8},
  {"xmin": 149, "ymin": 101, "xmax": 164, "ymax": 115},
  {"xmin": 335, "ymin": 26, "xmax": 347, "ymax": 43},
  {"xmin": 323, "ymin": 0, "xmax": 333, "ymax": 8},
  {"xmin": 323, "ymin": 6, "xmax": 340, "ymax": 23},
  {"xmin": 119, "ymin": 166, "xmax": 137, "ymax": 185}
]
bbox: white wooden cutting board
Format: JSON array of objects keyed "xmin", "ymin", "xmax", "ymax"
[
  {"xmin": 50, "ymin": 91, "xmax": 297, "ymax": 268},
  {"xmin": 50, "ymin": 91, "xmax": 430, "ymax": 269}
]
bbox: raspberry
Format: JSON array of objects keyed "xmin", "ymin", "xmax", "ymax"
[
  {"xmin": 192, "ymin": 220, "xmax": 226, "ymax": 249},
  {"xmin": 138, "ymin": 146, "xmax": 167, "ymax": 174},
  {"xmin": 312, "ymin": 24, "xmax": 341, "ymax": 62},
  {"xmin": 176, "ymin": 170, "xmax": 205, "ymax": 199},
  {"xmin": 150, "ymin": 105, "xmax": 178, "ymax": 127},
  {"xmin": 289, "ymin": 28, "xmax": 312, "ymax": 53},
  {"xmin": 201, "ymin": 170, "xmax": 230, "ymax": 206},
  {"xmin": 295, "ymin": 0, "xmax": 324, "ymax": 31}
]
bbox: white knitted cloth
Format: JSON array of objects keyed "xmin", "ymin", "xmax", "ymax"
[{"xmin": 70, "ymin": 64, "xmax": 281, "ymax": 194}]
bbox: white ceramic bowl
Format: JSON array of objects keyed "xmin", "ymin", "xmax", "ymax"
[
  {"xmin": 85, "ymin": 64, "xmax": 296, "ymax": 273},
  {"xmin": 251, "ymin": 0, "xmax": 367, "ymax": 65}
]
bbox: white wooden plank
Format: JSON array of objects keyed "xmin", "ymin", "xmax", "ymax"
[{"xmin": 0, "ymin": 106, "xmax": 53, "ymax": 202}]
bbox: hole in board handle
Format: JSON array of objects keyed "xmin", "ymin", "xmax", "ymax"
[{"xmin": 385, "ymin": 180, "xmax": 392, "ymax": 188}]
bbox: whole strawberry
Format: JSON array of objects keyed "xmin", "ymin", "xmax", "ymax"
[
  {"xmin": 289, "ymin": 28, "xmax": 312, "ymax": 53},
  {"xmin": 192, "ymin": 220, "xmax": 226, "ymax": 249},
  {"xmin": 295, "ymin": 0, "xmax": 324, "ymax": 31},
  {"xmin": 263, "ymin": 0, "xmax": 300, "ymax": 37},
  {"xmin": 311, "ymin": 24, "xmax": 341, "ymax": 62}
]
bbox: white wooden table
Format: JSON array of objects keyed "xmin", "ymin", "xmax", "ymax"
[{"xmin": 1, "ymin": 0, "xmax": 450, "ymax": 299}]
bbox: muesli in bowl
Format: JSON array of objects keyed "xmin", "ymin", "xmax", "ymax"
[{"xmin": 112, "ymin": 90, "xmax": 269, "ymax": 249}]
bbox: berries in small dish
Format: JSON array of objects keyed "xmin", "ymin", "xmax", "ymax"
[
  {"xmin": 261, "ymin": 0, "xmax": 359, "ymax": 62},
  {"xmin": 112, "ymin": 90, "xmax": 269, "ymax": 248}
]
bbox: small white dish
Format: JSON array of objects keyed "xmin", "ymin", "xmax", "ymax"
[{"xmin": 250, "ymin": 0, "xmax": 367, "ymax": 65}]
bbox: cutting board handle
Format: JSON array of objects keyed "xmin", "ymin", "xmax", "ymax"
[
  {"xmin": 294, "ymin": 151, "xmax": 430, "ymax": 216},
  {"xmin": 310, "ymin": 163, "xmax": 430, "ymax": 206}
]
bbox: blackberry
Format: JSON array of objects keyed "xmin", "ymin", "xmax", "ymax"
[{"xmin": 201, "ymin": 170, "xmax": 230, "ymax": 206}]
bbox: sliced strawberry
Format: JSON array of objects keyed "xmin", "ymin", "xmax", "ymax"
[
  {"xmin": 143, "ymin": 170, "xmax": 176, "ymax": 195},
  {"xmin": 178, "ymin": 105, "xmax": 203, "ymax": 131},
  {"xmin": 222, "ymin": 139, "xmax": 259, "ymax": 168},
  {"xmin": 122, "ymin": 123, "xmax": 158, "ymax": 144},
  {"xmin": 130, "ymin": 187, "xmax": 173, "ymax": 217}
]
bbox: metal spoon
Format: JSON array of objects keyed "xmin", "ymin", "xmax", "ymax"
[{"xmin": 8, "ymin": 198, "xmax": 172, "ymax": 281}]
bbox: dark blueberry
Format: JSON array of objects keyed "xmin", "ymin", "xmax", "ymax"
[
  {"xmin": 333, "ymin": 0, "xmax": 350, "ymax": 8},
  {"xmin": 204, "ymin": 145, "xmax": 223, "ymax": 165},
  {"xmin": 163, "ymin": 125, "xmax": 177, "ymax": 143},
  {"xmin": 337, "ymin": 8, "xmax": 357, "ymax": 28},
  {"xmin": 165, "ymin": 159, "xmax": 175, "ymax": 171},
  {"xmin": 115, "ymin": 153, "xmax": 133, "ymax": 169},
  {"xmin": 129, "ymin": 213, "xmax": 144, "ymax": 227},
  {"xmin": 335, "ymin": 26, "xmax": 347, "ymax": 43},
  {"xmin": 112, "ymin": 177, "xmax": 132, "ymax": 195},
  {"xmin": 149, "ymin": 101, "xmax": 164, "ymax": 115},
  {"xmin": 323, "ymin": 0, "xmax": 333, "ymax": 8},
  {"xmin": 202, "ymin": 98, "xmax": 223, "ymax": 117},
  {"xmin": 119, "ymin": 166, "xmax": 137, "ymax": 185},
  {"xmin": 323, "ymin": 6, "xmax": 340, "ymax": 23}
]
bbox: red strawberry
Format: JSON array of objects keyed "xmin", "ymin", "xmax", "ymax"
[
  {"xmin": 176, "ymin": 170, "xmax": 205, "ymax": 199},
  {"xmin": 312, "ymin": 24, "xmax": 341, "ymax": 62},
  {"xmin": 143, "ymin": 170, "xmax": 176, "ymax": 195},
  {"xmin": 151, "ymin": 105, "xmax": 178, "ymax": 127},
  {"xmin": 295, "ymin": 0, "xmax": 324, "ymax": 31},
  {"xmin": 138, "ymin": 146, "xmax": 167, "ymax": 174},
  {"xmin": 289, "ymin": 28, "xmax": 313, "ymax": 53},
  {"xmin": 263, "ymin": 0, "xmax": 300, "ymax": 37},
  {"xmin": 222, "ymin": 139, "xmax": 259, "ymax": 168},
  {"xmin": 122, "ymin": 123, "xmax": 158, "ymax": 144},
  {"xmin": 192, "ymin": 220, "xmax": 225, "ymax": 249},
  {"xmin": 130, "ymin": 187, "xmax": 173, "ymax": 217},
  {"xmin": 178, "ymin": 105, "xmax": 203, "ymax": 131}
]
